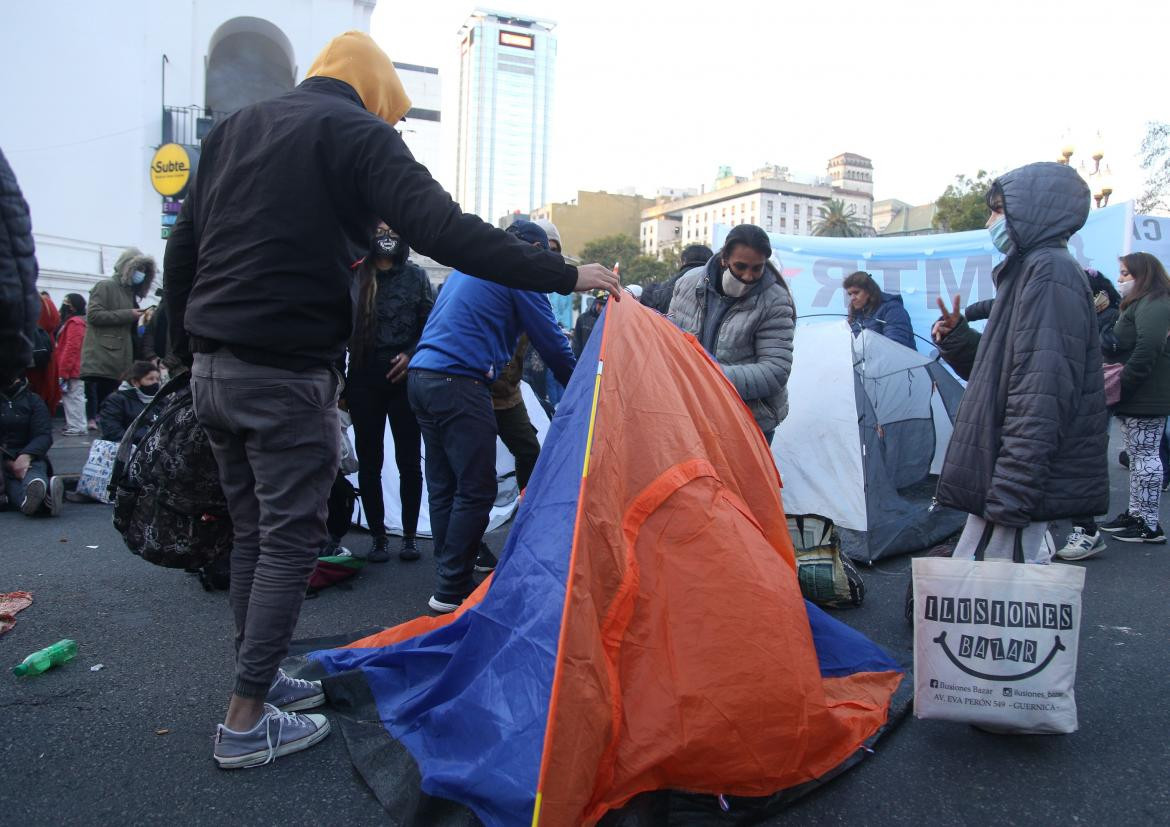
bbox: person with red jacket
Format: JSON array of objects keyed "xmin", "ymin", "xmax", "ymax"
[
  {"xmin": 55, "ymin": 293, "xmax": 88, "ymax": 435},
  {"xmin": 25, "ymin": 293, "xmax": 60, "ymax": 416}
]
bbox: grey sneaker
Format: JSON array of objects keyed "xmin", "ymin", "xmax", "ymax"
[
  {"xmin": 20, "ymin": 478, "xmax": 47, "ymax": 515},
  {"xmin": 266, "ymin": 668, "xmax": 325, "ymax": 712},
  {"xmin": 213, "ymin": 704, "xmax": 330, "ymax": 769},
  {"xmin": 1055, "ymin": 528, "xmax": 1106, "ymax": 561},
  {"xmin": 47, "ymin": 477, "xmax": 65, "ymax": 517}
]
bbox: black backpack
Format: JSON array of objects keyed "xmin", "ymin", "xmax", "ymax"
[
  {"xmin": 109, "ymin": 372, "xmax": 232, "ymax": 569},
  {"xmin": 31, "ymin": 327, "xmax": 54, "ymax": 369}
]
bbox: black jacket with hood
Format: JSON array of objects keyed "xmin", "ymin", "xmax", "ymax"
[
  {"xmin": 1, "ymin": 378, "xmax": 51, "ymax": 461},
  {"xmin": 934, "ymin": 162, "xmax": 1108, "ymax": 527},
  {"xmin": 165, "ymin": 32, "xmax": 578, "ymax": 370},
  {"xmin": 0, "ymin": 147, "xmax": 41, "ymax": 380}
]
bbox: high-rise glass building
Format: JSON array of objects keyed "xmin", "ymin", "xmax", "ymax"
[{"xmin": 455, "ymin": 9, "xmax": 556, "ymax": 224}]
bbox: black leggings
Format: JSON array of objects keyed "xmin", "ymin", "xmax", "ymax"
[
  {"xmin": 86, "ymin": 377, "xmax": 119, "ymax": 420},
  {"xmin": 348, "ymin": 379, "xmax": 423, "ymax": 538}
]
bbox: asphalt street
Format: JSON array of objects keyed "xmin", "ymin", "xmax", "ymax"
[{"xmin": 1, "ymin": 425, "xmax": 1167, "ymax": 825}]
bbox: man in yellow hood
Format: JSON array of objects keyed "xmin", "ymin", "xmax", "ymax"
[{"xmin": 163, "ymin": 30, "xmax": 620, "ymax": 770}]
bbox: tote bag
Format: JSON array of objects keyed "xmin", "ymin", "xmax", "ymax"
[{"xmin": 912, "ymin": 528, "xmax": 1085, "ymax": 734}]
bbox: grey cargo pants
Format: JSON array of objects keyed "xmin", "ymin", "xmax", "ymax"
[{"xmin": 192, "ymin": 350, "xmax": 340, "ymax": 699}]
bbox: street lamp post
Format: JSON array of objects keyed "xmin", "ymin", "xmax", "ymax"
[{"xmin": 1057, "ymin": 132, "xmax": 1112, "ymax": 207}]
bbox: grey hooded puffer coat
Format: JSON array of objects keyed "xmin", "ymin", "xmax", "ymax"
[
  {"xmin": 669, "ymin": 257, "xmax": 795, "ymax": 433},
  {"xmin": 934, "ymin": 162, "xmax": 1108, "ymax": 527},
  {"xmin": 80, "ymin": 248, "xmax": 157, "ymax": 381}
]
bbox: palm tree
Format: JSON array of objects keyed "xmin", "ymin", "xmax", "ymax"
[{"xmin": 812, "ymin": 198, "xmax": 869, "ymax": 237}]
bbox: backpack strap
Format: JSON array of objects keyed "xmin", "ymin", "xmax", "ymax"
[{"xmin": 106, "ymin": 372, "xmax": 191, "ymax": 498}]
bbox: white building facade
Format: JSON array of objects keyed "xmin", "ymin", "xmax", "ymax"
[
  {"xmin": 640, "ymin": 155, "xmax": 875, "ymax": 259},
  {"xmin": 395, "ymin": 62, "xmax": 442, "ymax": 184},
  {"xmin": 455, "ymin": 9, "xmax": 556, "ymax": 225},
  {"xmin": 1, "ymin": 0, "xmax": 377, "ymax": 302}
]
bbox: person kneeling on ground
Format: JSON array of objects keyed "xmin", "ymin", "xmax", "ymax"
[
  {"xmin": 0, "ymin": 373, "xmax": 62, "ymax": 516},
  {"xmin": 98, "ymin": 360, "xmax": 161, "ymax": 443},
  {"xmin": 408, "ymin": 220, "xmax": 576, "ymax": 614}
]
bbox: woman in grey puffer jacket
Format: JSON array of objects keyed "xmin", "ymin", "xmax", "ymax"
[{"xmin": 668, "ymin": 224, "xmax": 795, "ymax": 441}]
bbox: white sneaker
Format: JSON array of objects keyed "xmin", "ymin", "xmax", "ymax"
[
  {"xmin": 1055, "ymin": 528, "xmax": 1106, "ymax": 561},
  {"xmin": 47, "ymin": 477, "xmax": 64, "ymax": 517}
]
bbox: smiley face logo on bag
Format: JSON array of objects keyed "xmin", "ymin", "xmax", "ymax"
[{"xmin": 922, "ymin": 595, "xmax": 1074, "ymax": 682}]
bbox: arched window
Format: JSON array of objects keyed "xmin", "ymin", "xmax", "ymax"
[{"xmin": 206, "ymin": 17, "xmax": 296, "ymax": 115}]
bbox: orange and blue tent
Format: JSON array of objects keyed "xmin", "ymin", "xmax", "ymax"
[{"xmin": 303, "ymin": 295, "xmax": 904, "ymax": 825}]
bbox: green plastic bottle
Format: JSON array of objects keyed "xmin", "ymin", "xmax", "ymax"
[{"xmin": 12, "ymin": 639, "xmax": 78, "ymax": 676}]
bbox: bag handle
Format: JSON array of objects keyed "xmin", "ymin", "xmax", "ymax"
[
  {"xmin": 106, "ymin": 372, "xmax": 191, "ymax": 498},
  {"xmin": 972, "ymin": 521, "xmax": 1027, "ymax": 564}
]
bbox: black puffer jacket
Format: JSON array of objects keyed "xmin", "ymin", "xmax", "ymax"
[
  {"xmin": 0, "ymin": 378, "xmax": 51, "ymax": 460},
  {"xmin": 98, "ymin": 387, "xmax": 159, "ymax": 444},
  {"xmin": 934, "ymin": 162, "xmax": 1108, "ymax": 527},
  {"xmin": 0, "ymin": 148, "xmax": 41, "ymax": 379}
]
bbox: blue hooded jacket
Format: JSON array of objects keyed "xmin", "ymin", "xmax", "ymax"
[
  {"xmin": 850, "ymin": 291, "xmax": 915, "ymax": 349},
  {"xmin": 409, "ymin": 271, "xmax": 576, "ymax": 387}
]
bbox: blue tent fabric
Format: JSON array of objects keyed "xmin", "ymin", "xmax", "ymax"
[{"xmin": 310, "ymin": 318, "xmax": 607, "ymax": 826}]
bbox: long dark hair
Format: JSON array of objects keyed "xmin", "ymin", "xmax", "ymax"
[
  {"xmin": 349, "ymin": 258, "xmax": 379, "ymax": 369},
  {"xmin": 843, "ymin": 271, "xmax": 880, "ymax": 322},
  {"xmin": 1119, "ymin": 252, "xmax": 1170, "ymax": 311}
]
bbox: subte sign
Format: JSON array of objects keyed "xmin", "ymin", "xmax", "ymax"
[{"xmin": 149, "ymin": 143, "xmax": 191, "ymax": 196}]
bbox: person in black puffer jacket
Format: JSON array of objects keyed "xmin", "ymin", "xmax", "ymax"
[
  {"xmin": 1, "ymin": 374, "xmax": 56, "ymax": 515},
  {"xmin": 98, "ymin": 361, "xmax": 161, "ymax": 444},
  {"xmin": 0, "ymin": 148, "xmax": 42, "ymax": 382},
  {"xmin": 345, "ymin": 223, "xmax": 432, "ymax": 564},
  {"xmin": 931, "ymin": 162, "xmax": 1107, "ymax": 563}
]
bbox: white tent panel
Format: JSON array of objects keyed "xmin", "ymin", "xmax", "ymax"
[
  {"xmin": 773, "ymin": 322, "xmax": 869, "ymax": 531},
  {"xmin": 348, "ymin": 381, "xmax": 552, "ymax": 537},
  {"xmin": 929, "ymin": 389, "xmax": 953, "ymax": 475}
]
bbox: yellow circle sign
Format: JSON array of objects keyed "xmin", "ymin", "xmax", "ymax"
[{"xmin": 149, "ymin": 143, "xmax": 191, "ymax": 196}]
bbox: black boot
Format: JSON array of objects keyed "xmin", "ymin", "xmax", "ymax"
[
  {"xmin": 399, "ymin": 536, "xmax": 420, "ymax": 562},
  {"xmin": 368, "ymin": 535, "xmax": 390, "ymax": 563}
]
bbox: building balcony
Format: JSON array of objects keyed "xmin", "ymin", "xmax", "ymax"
[{"xmin": 162, "ymin": 105, "xmax": 222, "ymax": 148}]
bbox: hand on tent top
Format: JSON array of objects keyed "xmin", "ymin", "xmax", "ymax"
[
  {"xmin": 932, "ymin": 294, "xmax": 962, "ymax": 343},
  {"xmin": 574, "ymin": 263, "xmax": 622, "ymax": 300}
]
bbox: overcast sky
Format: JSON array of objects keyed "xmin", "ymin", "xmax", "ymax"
[{"xmin": 372, "ymin": 0, "xmax": 1169, "ymax": 208}]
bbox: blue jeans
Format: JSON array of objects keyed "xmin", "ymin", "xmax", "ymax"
[
  {"xmin": 3, "ymin": 458, "xmax": 48, "ymax": 511},
  {"xmin": 408, "ymin": 370, "xmax": 497, "ymax": 598}
]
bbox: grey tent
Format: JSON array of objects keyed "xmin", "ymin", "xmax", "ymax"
[{"xmin": 773, "ymin": 322, "xmax": 966, "ymax": 562}]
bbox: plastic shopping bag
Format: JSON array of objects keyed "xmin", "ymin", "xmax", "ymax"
[
  {"xmin": 338, "ymin": 410, "xmax": 359, "ymax": 476},
  {"xmin": 912, "ymin": 531, "xmax": 1085, "ymax": 734},
  {"xmin": 76, "ymin": 439, "xmax": 118, "ymax": 504}
]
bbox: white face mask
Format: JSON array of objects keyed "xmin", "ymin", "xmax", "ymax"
[
  {"xmin": 1118, "ymin": 279, "xmax": 1134, "ymax": 298},
  {"xmin": 721, "ymin": 268, "xmax": 751, "ymax": 298}
]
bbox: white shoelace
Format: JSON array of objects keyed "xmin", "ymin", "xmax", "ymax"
[
  {"xmin": 275, "ymin": 669, "xmax": 318, "ymax": 692},
  {"xmin": 262, "ymin": 707, "xmax": 302, "ymax": 766}
]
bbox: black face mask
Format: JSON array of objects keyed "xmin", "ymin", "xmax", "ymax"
[
  {"xmin": 139, "ymin": 382, "xmax": 161, "ymax": 396},
  {"xmin": 370, "ymin": 233, "xmax": 408, "ymax": 268}
]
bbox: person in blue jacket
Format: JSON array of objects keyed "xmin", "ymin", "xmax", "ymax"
[
  {"xmin": 843, "ymin": 271, "xmax": 916, "ymax": 349},
  {"xmin": 408, "ymin": 220, "xmax": 576, "ymax": 614}
]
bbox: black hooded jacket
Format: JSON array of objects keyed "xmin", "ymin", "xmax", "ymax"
[
  {"xmin": 934, "ymin": 162, "xmax": 1108, "ymax": 527},
  {"xmin": 0, "ymin": 148, "xmax": 41, "ymax": 379},
  {"xmin": 0, "ymin": 378, "xmax": 51, "ymax": 460},
  {"xmin": 165, "ymin": 78, "xmax": 578, "ymax": 370}
]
